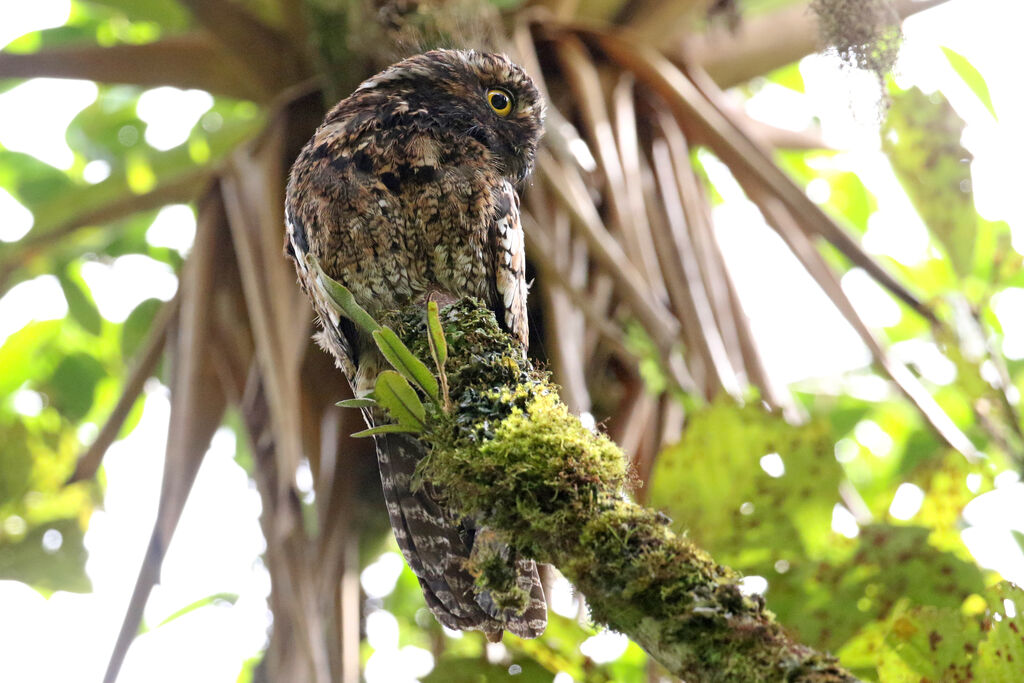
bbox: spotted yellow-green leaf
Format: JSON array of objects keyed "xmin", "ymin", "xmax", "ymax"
[
  {"xmin": 880, "ymin": 602, "xmax": 981, "ymax": 680},
  {"xmin": 650, "ymin": 399, "xmax": 841, "ymax": 562},
  {"xmin": 883, "ymin": 86, "xmax": 976, "ymax": 278},
  {"xmin": 976, "ymin": 582, "xmax": 1024, "ymax": 679}
]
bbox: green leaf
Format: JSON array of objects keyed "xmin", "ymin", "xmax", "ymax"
[
  {"xmin": 0, "ymin": 321, "xmax": 61, "ymax": 398},
  {"xmin": 43, "ymin": 352, "xmax": 108, "ymax": 422},
  {"xmin": 766, "ymin": 62, "xmax": 804, "ymax": 93},
  {"xmin": 303, "ymin": 254, "xmax": 380, "ymax": 333},
  {"xmin": 372, "ymin": 327, "xmax": 439, "ymax": 401},
  {"xmin": 770, "ymin": 525, "xmax": 986, "ymax": 652},
  {"xmin": 352, "ymin": 423, "xmax": 420, "ymax": 438},
  {"xmin": 650, "ymin": 400, "xmax": 841, "ymax": 562},
  {"xmin": 57, "ymin": 269, "xmax": 103, "ymax": 335},
  {"xmin": 0, "ymin": 422, "xmax": 34, "ymax": 510},
  {"xmin": 121, "ymin": 297, "xmax": 163, "ymax": 360},
  {"xmin": 0, "ymin": 150, "xmax": 70, "ymax": 208},
  {"xmin": 156, "ymin": 593, "xmax": 240, "ymax": 628},
  {"xmin": 881, "ymin": 602, "xmax": 981, "ymax": 680},
  {"xmin": 883, "ymin": 86, "xmax": 976, "ymax": 279},
  {"xmin": 373, "ymin": 370, "xmax": 426, "ymax": 430},
  {"xmin": 86, "ymin": 0, "xmax": 191, "ymax": 28},
  {"xmin": 335, "ymin": 397, "xmax": 377, "ymax": 409},
  {"xmin": 0, "ymin": 518, "xmax": 91, "ymax": 594},
  {"xmin": 850, "ymin": 581, "xmax": 1024, "ymax": 679},
  {"xmin": 427, "ymin": 300, "xmax": 448, "ymax": 367},
  {"xmin": 976, "ymin": 582, "xmax": 1024, "ymax": 679},
  {"xmin": 1012, "ymin": 529, "xmax": 1024, "ymax": 556},
  {"xmin": 941, "ymin": 46, "xmax": 998, "ymax": 119},
  {"xmin": 423, "ymin": 654, "xmax": 549, "ymax": 682},
  {"xmin": 236, "ymin": 655, "xmax": 263, "ymax": 683},
  {"xmin": 827, "ymin": 171, "xmax": 875, "ymax": 234}
]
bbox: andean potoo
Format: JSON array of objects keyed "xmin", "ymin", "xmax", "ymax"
[{"xmin": 285, "ymin": 49, "xmax": 546, "ymax": 640}]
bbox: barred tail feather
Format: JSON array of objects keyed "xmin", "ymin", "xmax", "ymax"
[{"xmin": 377, "ymin": 431, "xmax": 546, "ymax": 639}]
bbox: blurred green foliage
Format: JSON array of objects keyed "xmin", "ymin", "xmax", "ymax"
[{"xmin": 883, "ymin": 86, "xmax": 976, "ymax": 278}]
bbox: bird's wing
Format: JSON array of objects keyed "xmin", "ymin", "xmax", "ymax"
[
  {"xmin": 491, "ymin": 180, "xmax": 529, "ymax": 349},
  {"xmin": 285, "ymin": 204, "xmax": 360, "ymax": 383}
]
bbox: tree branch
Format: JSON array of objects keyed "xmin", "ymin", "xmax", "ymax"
[
  {"xmin": 175, "ymin": 0, "xmax": 310, "ymax": 93},
  {"xmin": 682, "ymin": 0, "xmax": 951, "ymax": 87},
  {"xmin": 382, "ymin": 298, "xmax": 856, "ymax": 682},
  {"xmin": 0, "ymin": 35, "xmax": 266, "ymax": 101}
]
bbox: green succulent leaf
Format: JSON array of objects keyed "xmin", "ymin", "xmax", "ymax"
[
  {"xmin": 373, "ymin": 370, "xmax": 426, "ymax": 430},
  {"xmin": 372, "ymin": 327, "xmax": 439, "ymax": 401},
  {"xmin": 335, "ymin": 397, "xmax": 377, "ymax": 409},
  {"xmin": 304, "ymin": 253, "xmax": 380, "ymax": 333},
  {"xmin": 427, "ymin": 300, "xmax": 448, "ymax": 367},
  {"xmin": 352, "ymin": 423, "xmax": 421, "ymax": 439}
]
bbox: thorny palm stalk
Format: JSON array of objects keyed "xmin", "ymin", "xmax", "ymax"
[{"xmin": 0, "ymin": 0, "xmax": 988, "ymax": 680}]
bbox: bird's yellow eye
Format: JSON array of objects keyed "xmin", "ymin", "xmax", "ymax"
[{"xmin": 486, "ymin": 88, "xmax": 514, "ymax": 117}]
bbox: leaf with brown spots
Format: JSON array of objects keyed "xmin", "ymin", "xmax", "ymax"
[
  {"xmin": 883, "ymin": 86, "xmax": 977, "ymax": 279},
  {"xmin": 881, "ymin": 603, "xmax": 981, "ymax": 681},
  {"xmin": 977, "ymin": 582, "xmax": 1024, "ymax": 681}
]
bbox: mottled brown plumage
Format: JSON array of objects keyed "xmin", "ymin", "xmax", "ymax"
[{"xmin": 285, "ymin": 49, "xmax": 545, "ymax": 640}]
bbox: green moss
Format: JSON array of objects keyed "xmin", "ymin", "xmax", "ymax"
[
  {"xmin": 425, "ymin": 389, "xmax": 628, "ymax": 551},
  {"xmin": 465, "ymin": 529, "xmax": 530, "ymax": 613}
]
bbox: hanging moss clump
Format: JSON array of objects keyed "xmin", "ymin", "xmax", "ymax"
[{"xmin": 811, "ymin": 0, "xmax": 903, "ymax": 87}]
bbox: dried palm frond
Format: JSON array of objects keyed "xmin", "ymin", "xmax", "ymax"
[{"xmin": 515, "ymin": 19, "xmax": 976, "ymax": 466}]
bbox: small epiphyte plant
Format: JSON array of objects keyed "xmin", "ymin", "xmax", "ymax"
[{"xmin": 306, "ymin": 253, "xmax": 451, "ymax": 436}]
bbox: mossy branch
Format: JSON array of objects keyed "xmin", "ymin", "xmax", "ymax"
[{"xmin": 380, "ymin": 298, "xmax": 857, "ymax": 682}]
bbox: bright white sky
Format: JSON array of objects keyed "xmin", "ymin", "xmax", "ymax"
[{"xmin": 0, "ymin": 1, "xmax": 1022, "ymax": 681}]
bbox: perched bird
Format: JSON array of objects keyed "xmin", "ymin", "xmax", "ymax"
[{"xmin": 285, "ymin": 49, "xmax": 546, "ymax": 640}]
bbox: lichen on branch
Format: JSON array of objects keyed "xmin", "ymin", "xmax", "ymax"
[{"xmin": 381, "ymin": 299, "xmax": 857, "ymax": 682}]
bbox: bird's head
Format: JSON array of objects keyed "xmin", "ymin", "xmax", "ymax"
[{"xmin": 353, "ymin": 49, "xmax": 545, "ymax": 184}]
